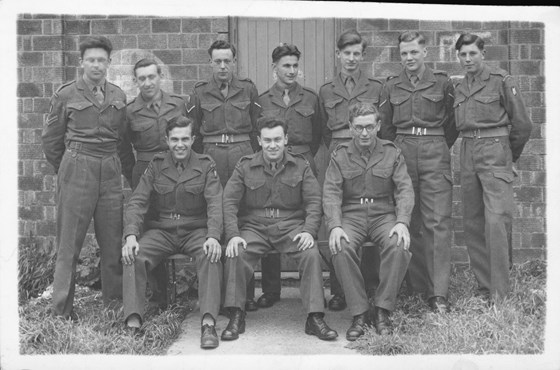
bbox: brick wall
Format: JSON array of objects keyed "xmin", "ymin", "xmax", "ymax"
[{"xmin": 17, "ymin": 15, "xmax": 546, "ymax": 265}]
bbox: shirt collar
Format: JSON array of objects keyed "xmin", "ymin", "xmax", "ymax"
[
  {"xmin": 406, "ymin": 64, "xmax": 426, "ymax": 82},
  {"xmin": 140, "ymin": 90, "xmax": 163, "ymax": 108},
  {"xmin": 82, "ymin": 75, "xmax": 106, "ymax": 92},
  {"xmin": 172, "ymin": 150, "xmax": 191, "ymax": 168},
  {"xmin": 350, "ymin": 136, "xmax": 377, "ymax": 156},
  {"xmin": 340, "ymin": 69, "xmax": 361, "ymax": 83},
  {"xmin": 273, "ymin": 81, "xmax": 298, "ymax": 95},
  {"xmin": 213, "ymin": 74, "xmax": 232, "ymax": 87}
]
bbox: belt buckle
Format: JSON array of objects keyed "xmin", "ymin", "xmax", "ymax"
[
  {"xmin": 171, "ymin": 213, "xmax": 181, "ymax": 220},
  {"xmin": 266, "ymin": 208, "xmax": 278, "ymax": 218},
  {"xmin": 222, "ymin": 134, "xmax": 232, "ymax": 143},
  {"xmin": 474, "ymin": 128, "xmax": 481, "ymax": 139}
]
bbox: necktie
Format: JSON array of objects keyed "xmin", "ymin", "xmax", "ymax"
[
  {"xmin": 361, "ymin": 149, "xmax": 370, "ymax": 164},
  {"xmin": 176, "ymin": 162, "xmax": 184, "ymax": 174},
  {"xmin": 283, "ymin": 89, "xmax": 290, "ymax": 106},
  {"xmin": 151, "ymin": 100, "xmax": 160, "ymax": 114},
  {"xmin": 270, "ymin": 161, "xmax": 278, "ymax": 173},
  {"xmin": 345, "ymin": 76, "xmax": 355, "ymax": 95},
  {"xmin": 410, "ymin": 75, "xmax": 419, "ymax": 87},
  {"xmin": 93, "ymin": 86, "xmax": 104, "ymax": 104},
  {"xmin": 220, "ymin": 83, "xmax": 228, "ymax": 98},
  {"xmin": 467, "ymin": 75, "xmax": 474, "ymax": 90}
]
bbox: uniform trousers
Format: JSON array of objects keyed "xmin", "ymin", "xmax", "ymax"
[
  {"xmin": 460, "ymin": 136, "xmax": 514, "ymax": 298},
  {"xmin": 327, "ymin": 137, "xmax": 380, "ymax": 298},
  {"xmin": 123, "ymin": 227, "xmax": 222, "ymax": 322},
  {"xmin": 333, "ymin": 209, "xmax": 411, "ymax": 315},
  {"xmin": 223, "ymin": 220, "xmax": 325, "ymax": 314},
  {"xmin": 131, "ymin": 159, "xmax": 169, "ymax": 307},
  {"xmin": 395, "ymin": 135, "xmax": 452, "ymax": 299},
  {"xmin": 53, "ymin": 150, "xmax": 123, "ymax": 317}
]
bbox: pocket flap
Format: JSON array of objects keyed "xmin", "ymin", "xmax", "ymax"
[
  {"xmin": 130, "ymin": 120, "xmax": 153, "ymax": 132},
  {"xmin": 67, "ymin": 101, "xmax": 94, "ymax": 110},
  {"xmin": 389, "ymin": 94, "xmax": 411, "ymax": 105},
  {"xmin": 280, "ymin": 176, "xmax": 302, "ymax": 188},
  {"xmin": 371, "ymin": 167, "xmax": 392, "ymax": 178},
  {"xmin": 111, "ymin": 100, "xmax": 126, "ymax": 109},
  {"xmin": 474, "ymin": 94, "xmax": 500, "ymax": 104},
  {"xmin": 453, "ymin": 95, "xmax": 466, "ymax": 108},
  {"xmin": 201, "ymin": 103, "xmax": 221, "ymax": 112},
  {"xmin": 153, "ymin": 182, "xmax": 174, "ymax": 194},
  {"xmin": 324, "ymin": 98, "xmax": 343, "ymax": 109},
  {"xmin": 341, "ymin": 169, "xmax": 362, "ymax": 179},
  {"xmin": 357, "ymin": 96, "xmax": 379, "ymax": 104},
  {"xmin": 493, "ymin": 171, "xmax": 514, "ymax": 183},
  {"xmin": 246, "ymin": 179, "xmax": 266, "ymax": 190},
  {"xmin": 231, "ymin": 100, "xmax": 251, "ymax": 110},
  {"xmin": 183, "ymin": 182, "xmax": 204, "ymax": 194},
  {"xmin": 294, "ymin": 106, "xmax": 314, "ymax": 117},
  {"xmin": 262, "ymin": 109, "xmax": 282, "ymax": 117},
  {"xmin": 422, "ymin": 94, "xmax": 444, "ymax": 103}
]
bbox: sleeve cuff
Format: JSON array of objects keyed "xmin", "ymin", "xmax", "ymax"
[{"xmin": 396, "ymin": 215, "xmax": 410, "ymax": 227}]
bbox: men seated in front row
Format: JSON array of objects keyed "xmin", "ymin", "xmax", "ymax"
[
  {"xmin": 221, "ymin": 116, "xmax": 338, "ymax": 341},
  {"xmin": 121, "ymin": 116, "xmax": 223, "ymax": 349},
  {"xmin": 323, "ymin": 102, "xmax": 414, "ymax": 340}
]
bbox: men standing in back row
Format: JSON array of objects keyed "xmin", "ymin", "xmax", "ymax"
[
  {"xmin": 319, "ymin": 29, "xmax": 383, "ymax": 312},
  {"xmin": 453, "ymin": 33, "xmax": 532, "ymax": 301},
  {"xmin": 379, "ymin": 31, "xmax": 458, "ymax": 312}
]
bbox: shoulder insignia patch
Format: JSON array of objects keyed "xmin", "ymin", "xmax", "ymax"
[
  {"xmin": 511, "ymin": 86, "xmax": 517, "ymax": 96},
  {"xmin": 254, "ymin": 101, "xmax": 261, "ymax": 108},
  {"xmin": 194, "ymin": 81, "xmax": 208, "ymax": 88},
  {"xmin": 56, "ymin": 80, "xmax": 75, "ymax": 93},
  {"xmin": 386, "ymin": 75, "xmax": 399, "ymax": 81},
  {"xmin": 302, "ymin": 86, "xmax": 318, "ymax": 95},
  {"xmin": 433, "ymin": 70, "xmax": 448, "ymax": 76}
]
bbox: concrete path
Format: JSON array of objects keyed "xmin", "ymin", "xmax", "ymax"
[{"xmin": 167, "ymin": 287, "xmax": 360, "ymax": 355}]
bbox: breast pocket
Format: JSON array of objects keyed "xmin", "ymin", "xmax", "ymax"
[
  {"xmin": 420, "ymin": 93, "xmax": 445, "ymax": 121},
  {"xmin": 107, "ymin": 100, "xmax": 126, "ymax": 131},
  {"xmin": 341, "ymin": 168, "xmax": 363, "ymax": 197},
  {"xmin": 278, "ymin": 175, "xmax": 303, "ymax": 208},
  {"xmin": 473, "ymin": 94, "xmax": 501, "ymax": 123},
  {"xmin": 244, "ymin": 178, "xmax": 268, "ymax": 208},
  {"xmin": 130, "ymin": 118, "xmax": 157, "ymax": 146},
  {"xmin": 201, "ymin": 102, "xmax": 222, "ymax": 131},
  {"xmin": 178, "ymin": 181, "xmax": 206, "ymax": 214},
  {"xmin": 291, "ymin": 106, "xmax": 314, "ymax": 140},
  {"xmin": 356, "ymin": 96, "xmax": 380, "ymax": 108},
  {"xmin": 67, "ymin": 100, "xmax": 95, "ymax": 129},
  {"xmin": 370, "ymin": 167, "xmax": 393, "ymax": 198},
  {"xmin": 153, "ymin": 181, "xmax": 175, "ymax": 211},
  {"xmin": 389, "ymin": 93, "xmax": 412, "ymax": 123},
  {"xmin": 323, "ymin": 98, "xmax": 345, "ymax": 130},
  {"xmin": 230, "ymin": 100, "xmax": 251, "ymax": 128}
]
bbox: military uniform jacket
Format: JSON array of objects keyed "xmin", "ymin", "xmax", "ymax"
[
  {"xmin": 379, "ymin": 67, "xmax": 458, "ymax": 148},
  {"xmin": 123, "ymin": 150, "xmax": 223, "ymax": 241},
  {"xmin": 42, "ymin": 77, "xmax": 135, "ymax": 178},
  {"xmin": 323, "ymin": 139, "xmax": 414, "ymax": 231},
  {"xmin": 223, "ymin": 150, "xmax": 322, "ymax": 242},
  {"xmin": 126, "ymin": 91, "xmax": 191, "ymax": 156},
  {"xmin": 257, "ymin": 82, "xmax": 322, "ymax": 155},
  {"xmin": 319, "ymin": 72, "xmax": 384, "ymax": 147},
  {"xmin": 191, "ymin": 75, "xmax": 260, "ymax": 150},
  {"xmin": 453, "ymin": 63, "xmax": 532, "ymax": 162}
]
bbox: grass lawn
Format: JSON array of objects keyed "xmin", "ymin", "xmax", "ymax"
[{"xmin": 19, "ymin": 259, "xmax": 546, "ymax": 355}]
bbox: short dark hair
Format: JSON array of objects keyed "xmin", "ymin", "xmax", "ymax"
[
  {"xmin": 337, "ymin": 29, "xmax": 367, "ymax": 52},
  {"xmin": 208, "ymin": 40, "xmax": 237, "ymax": 58},
  {"xmin": 256, "ymin": 116, "xmax": 288, "ymax": 136},
  {"xmin": 166, "ymin": 116, "xmax": 194, "ymax": 136},
  {"xmin": 455, "ymin": 33, "xmax": 485, "ymax": 51},
  {"xmin": 133, "ymin": 58, "xmax": 162, "ymax": 77},
  {"xmin": 79, "ymin": 36, "xmax": 113, "ymax": 59},
  {"xmin": 398, "ymin": 31, "xmax": 425, "ymax": 46},
  {"xmin": 271, "ymin": 43, "xmax": 301, "ymax": 63},
  {"xmin": 348, "ymin": 102, "xmax": 380, "ymax": 124}
]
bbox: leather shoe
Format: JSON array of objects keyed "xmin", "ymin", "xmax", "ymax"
[
  {"xmin": 245, "ymin": 298, "xmax": 258, "ymax": 312},
  {"xmin": 346, "ymin": 311, "xmax": 371, "ymax": 341},
  {"xmin": 328, "ymin": 294, "xmax": 347, "ymax": 311},
  {"xmin": 374, "ymin": 306, "xmax": 393, "ymax": 335},
  {"xmin": 257, "ymin": 293, "xmax": 280, "ymax": 308},
  {"xmin": 305, "ymin": 313, "xmax": 338, "ymax": 341},
  {"xmin": 428, "ymin": 296, "xmax": 450, "ymax": 313},
  {"xmin": 201, "ymin": 324, "xmax": 219, "ymax": 349},
  {"xmin": 221, "ymin": 308, "xmax": 246, "ymax": 341}
]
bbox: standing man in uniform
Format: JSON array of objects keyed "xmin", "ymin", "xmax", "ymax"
[
  {"xmin": 319, "ymin": 29, "xmax": 384, "ymax": 312},
  {"xmin": 252, "ymin": 43, "xmax": 323, "ymax": 309},
  {"xmin": 221, "ymin": 117, "xmax": 338, "ymax": 342},
  {"xmin": 454, "ymin": 33, "xmax": 532, "ymax": 300},
  {"xmin": 379, "ymin": 31, "xmax": 458, "ymax": 312},
  {"xmin": 323, "ymin": 102, "xmax": 414, "ymax": 339},
  {"xmin": 121, "ymin": 116, "xmax": 223, "ymax": 349},
  {"xmin": 191, "ymin": 40, "xmax": 260, "ymax": 310},
  {"xmin": 126, "ymin": 58, "xmax": 192, "ymax": 307},
  {"xmin": 42, "ymin": 36, "xmax": 135, "ymax": 319}
]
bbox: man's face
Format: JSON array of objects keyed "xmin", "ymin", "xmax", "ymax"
[
  {"xmin": 134, "ymin": 64, "xmax": 162, "ymax": 101},
  {"xmin": 211, "ymin": 48, "xmax": 235, "ymax": 83},
  {"xmin": 399, "ymin": 39, "xmax": 427, "ymax": 74},
  {"xmin": 350, "ymin": 114, "xmax": 380, "ymax": 151},
  {"xmin": 336, "ymin": 43, "xmax": 364, "ymax": 74},
  {"xmin": 80, "ymin": 48, "xmax": 110, "ymax": 84},
  {"xmin": 274, "ymin": 55, "xmax": 299, "ymax": 88},
  {"xmin": 258, "ymin": 125, "xmax": 288, "ymax": 163},
  {"xmin": 457, "ymin": 43, "xmax": 485, "ymax": 75},
  {"xmin": 166, "ymin": 126, "xmax": 194, "ymax": 162}
]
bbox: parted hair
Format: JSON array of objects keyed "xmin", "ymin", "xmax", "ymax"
[
  {"xmin": 455, "ymin": 33, "xmax": 485, "ymax": 51},
  {"xmin": 166, "ymin": 116, "xmax": 194, "ymax": 136},
  {"xmin": 272, "ymin": 43, "xmax": 301, "ymax": 63},
  {"xmin": 336, "ymin": 29, "xmax": 367, "ymax": 51},
  {"xmin": 348, "ymin": 102, "xmax": 380, "ymax": 124},
  {"xmin": 133, "ymin": 58, "xmax": 162, "ymax": 76},
  {"xmin": 256, "ymin": 116, "xmax": 288, "ymax": 136},
  {"xmin": 398, "ymin": 31, "xmax": 425, "ymax": 45},
  {"xmin": 208, "ymin": 40, "xmax": 237, "ymax": 58},
  {"xmin": 79, "ymin": 36, "xmax": 113, "ymax": 59}
]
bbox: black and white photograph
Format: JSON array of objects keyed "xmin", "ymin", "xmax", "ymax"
[{"xmin": 1, "ymin": 1, "xmax": 559, "ymax": 369}]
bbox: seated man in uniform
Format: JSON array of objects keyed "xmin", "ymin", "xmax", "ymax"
[
  {"xmin": 323, "ymin": 102, "xmax": 414, "ymax": 339},
  {"xmin": 121, "ymin": 116, "xmax": 223, "ymax": 349},
  {"xmin": 221, "ymin": 116, "xmax": 338, "ymax": 341}
]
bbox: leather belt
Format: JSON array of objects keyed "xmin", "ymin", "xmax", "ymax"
[
  {"xmin": 159, "ymin": 212, "xmax": 187, "ymax": 220},
  {"xmin": 66, "ymin": 141, "xmax": 117, "ymax": 157},
  {"xmin": 396, "ymin": 126, "xmax": 444, "ymax": 136},
  {"xmin": 203, "ymin": 133, "xmax": 250, "ymax": 144},
  {"xmin": 461, "ymin": 126, "xmax": 509, "ymax": 139},
  {"xmin": 286, "ymin": 144, "xmax": 310, "ymax": 154},
  {"xmin": 331, "ymin": 128, "xmax": 352, "ymax": 139},
  {"xmin": 247, "ymin": 208, "xmax": 294, "ymax": 218},
  {"xmin": 344, "ymin": 197, "xmax": 390, "ymax": 205},
  {"xmin": 136, "ymin": 150, "xmax": 163, "ymax": 161}
]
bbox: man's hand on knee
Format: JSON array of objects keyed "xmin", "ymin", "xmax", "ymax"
[
  {"xmin": 203, "ymin": 237, "xmax": 222, "ymax": 263},
  {"xmin": 293, "ymin": 232, "xmax": 314, "ymax": 251},
  {"xmin": 226, "ymin": 236, "xmax": 247, "ymax": 258},
  {"xmin": 388, "ymin": 223, "xmax": 410, "ymax": 251},
  {"xmin": 328, "ymin": 227, "xmax": 350, "ymax": 255},
  {"xmin": 122, "ymin": 235, "xmax": 139, "ymax": 265}
]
